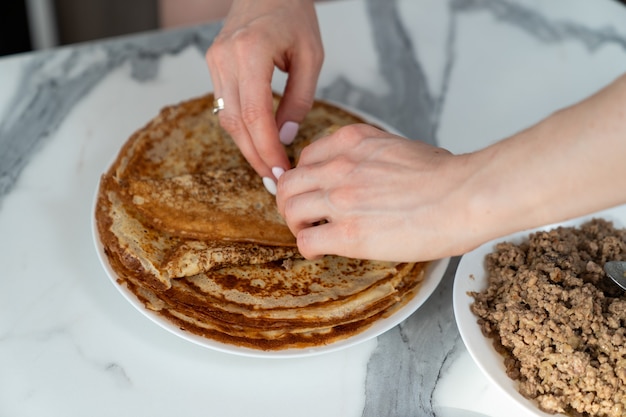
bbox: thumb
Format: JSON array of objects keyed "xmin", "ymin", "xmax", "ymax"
[{"xmin": 275, "ymin": 52, "xmax": 323, "ymax": 145}]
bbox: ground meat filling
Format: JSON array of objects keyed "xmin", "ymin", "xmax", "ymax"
[{"xmin": 470, "ymin": 219, "xmax": 626, "ymax": 417}]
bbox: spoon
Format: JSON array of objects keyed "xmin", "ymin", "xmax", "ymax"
[{"xmin": 604, "ymin": 261, "xmax": 626, "ymax": 291}]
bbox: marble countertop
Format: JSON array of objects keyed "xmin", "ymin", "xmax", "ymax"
[{"xmin": 1, "ymin": 1, "xmax": 625, "ymax": 416}]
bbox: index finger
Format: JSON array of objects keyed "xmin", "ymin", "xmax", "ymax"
[
  {"xmin": 296, "ymin": 123, "xmax": 385, "ymax": 167},
  {"xmin": 239, "ymin": 63, "xmax": 291, "ymax": 176},
  {"xmin": 206, "ymin": 40, "xmax": 280, "ymax": 179}
]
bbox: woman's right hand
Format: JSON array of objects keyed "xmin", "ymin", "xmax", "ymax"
[
  {"xmin": 205, "ymin": 0, "xmax": 324, "ymax": 184},
  {"xmin": 275, "ymin": 124, "xmax": 479, "ymax": 261}
]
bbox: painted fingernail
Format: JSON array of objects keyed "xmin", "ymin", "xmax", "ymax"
[
  {"xmin": 279, "ymin": 121, "xmax": 299, "ymax": 145},
  {"xmin": 262, "ymin": 176, "xmax": 277, "ymax": 195},
  {"xmin": 272, "ymin": 166, "xmax": 285, "ymax": 180}
]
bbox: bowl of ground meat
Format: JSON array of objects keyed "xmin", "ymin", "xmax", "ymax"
[{"xmin": 453, "ymin": 205, "xmax": 626, "ymax": 417}]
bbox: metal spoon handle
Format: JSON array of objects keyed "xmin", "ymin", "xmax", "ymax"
[{"xmin": 604, "ymin": 261, "xmax": 626, "ymax": 291}]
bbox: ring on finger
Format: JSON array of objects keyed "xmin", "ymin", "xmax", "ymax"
[{"xmin": 212, "ymin": 97, "xmax": 225, "ymax": 115}]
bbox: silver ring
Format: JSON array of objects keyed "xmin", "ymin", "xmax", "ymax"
[{"xmin": 212, "ymin": 97, "xmax": 225, "ymax": 115}]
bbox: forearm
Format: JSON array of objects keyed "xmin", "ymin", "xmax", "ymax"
[
  {"xmin": 464, "ymin": 73, "xmax": 626, "ymax": 244},
  {"xmin": 275, "ymin": 73, "xmax": 626, "ymax": 262}
]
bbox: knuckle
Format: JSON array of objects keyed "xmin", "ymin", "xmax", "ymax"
[
  {"xmin": 312, "ymin": 44, "xmax": 325, "ymax": 64},
  {"xmin": 297, "ymin": 145, "xmax": 316, "ymax": 163},
  {"xmin": 296, "ymin": 231, "xmax": 321, "ymax": 260},
  {"xmin": 229, "ymin": 28, "xmax": 270, "ymax": 60},
  {"xmin": 205, "ymin": 36, "xmax": 230, "ymax": 62},
  {"xmin": 299, "ymin": 41, "xmax": 324, "ymax": 69},
  {"xmin": 282, "ymin": 197, "xmax": 298, "ymax": 222},
  {"xmin": 336, "ymin": 124, "xmax": 368, "ymax": 145},
  {"xmin": 229, "ymin": 27, "xmax": 258, "ymax": 46},
  {"xmin": 337, "ymin": 219, "xmax": 361, "ymax": 244},
  {"xmin": 275, "ymin": 173, "xmax": 293, "ymax": 203},
  {"xmin": 326, "ymin": 154, "xmax": 355, "ymax": 176},
  {"xmin": 282, "ymin": 199, "xmax": 308, "ymax": 235},
  {"xmin": 218, "ymin": 113, "xmax": 245, "ymax": 136},
  {"xmin": 207, "ymin": 29, "xmax": 262, "ymax": 65},
  {"xmin": 284, "ymin": 95, "xmax": 315, "ymax": 118},
  {"xmin": 326, "ymin": 186, "xmax": 357, "ymax": 213},
  {"xmin": 240, "ymin": 103, "xmax": 266, "ymax": 127}
]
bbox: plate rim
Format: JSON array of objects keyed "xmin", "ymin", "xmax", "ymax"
[
  {"xmin": 91, "ymin": 97, "xmax": 449, "ymax": 358},
  {"xmin": 92, "ymin": 208, "xmax": 450, "ymax": 358},
  {"xmin": 452, "ymin": 204, "xmax": 626, "ymax": 416}
]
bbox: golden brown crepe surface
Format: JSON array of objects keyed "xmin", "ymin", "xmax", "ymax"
[{"xmin": 95, "ymin": 93, "xmax": 428, "ymax": 350}]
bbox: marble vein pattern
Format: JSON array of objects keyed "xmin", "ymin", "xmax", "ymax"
[
  {"xmin": 456, "ymin": 0, "xmax": 626, "ymax": 51},
  {"xmin": 355, "ymin": 1, "xmax": 626, "ymax": 416},
  {"xmin": 321, "ymin": 0, "xmax": 444, "ymax": 144},
  {"xmin": 1, "ymin": 0, "xmax": 626, "ymax": 416},
  {"xmin": 0, "ymin": 24, "xmax": 221, "ymax": 203}
]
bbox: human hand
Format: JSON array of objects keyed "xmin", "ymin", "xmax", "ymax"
[
  {"xmin": 276, "ymin": 124, "xmax": 478, "ymax": 261},
  {"xmin": 205, "ymin": 0, "xmax": 323, "ymax": 186},
  {"xmin": 279, "ymin": 74, "xmax": 626, "ymax": 262}
]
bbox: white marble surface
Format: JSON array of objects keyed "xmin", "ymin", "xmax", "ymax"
[{"xmin": 1, "ymin": 1, "xmax": 626, "ymax": 416}]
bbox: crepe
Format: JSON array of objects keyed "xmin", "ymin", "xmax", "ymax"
[
  {"xmin": 125, "ymin": 170, "xmax": 293, "ymax": 245},
  {"xmin": 95, "ymin": 93, "xmax": 428, "ymax": 350},
  {"xmin": 96, "ymin": 181, "xmax": 299, "ymax": 291},
  {"xmin": 109, "ymin": 94, "xmax": 294, "ymax": 246}
]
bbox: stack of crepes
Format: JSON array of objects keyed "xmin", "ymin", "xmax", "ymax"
[{"xmin": 95, "ymin": 93, "xmax": 428, "ymax": 350}]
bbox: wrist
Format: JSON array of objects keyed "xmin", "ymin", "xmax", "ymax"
[
  {"xmin": 459, "ymin": 111, "xmax": 581, "ymax": 247},
  {"xmin": 459, "ymin": 142, "xmax": 544, "ymax": 249}
]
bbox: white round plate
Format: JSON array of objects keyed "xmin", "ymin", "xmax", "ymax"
[
  {"xmin": 92, "ymin": 99, "xmax": 449, "ymax": 358},
  {"xmin": 452, "ymin": 204, "xmax": 626, "ymax": 416}
]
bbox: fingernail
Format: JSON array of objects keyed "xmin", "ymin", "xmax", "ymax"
[
  {"xmin": 262, "ymin": 177, "xmax": 277, "ymax": 195},
  {"xmin": 272, "ymin": 166, "xmax": 285, "ymax": 180},
  {"xmin": 279, "ymin": 121, "xmax": 299, "ymax": 145}
]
